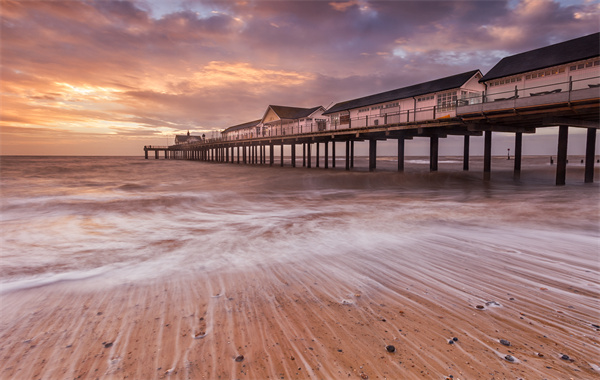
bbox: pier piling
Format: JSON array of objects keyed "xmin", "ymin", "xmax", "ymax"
[
  {"xmin": 585, "ymin": 127, "xmax": 596, "ymax": 183},
  {"xmin": 556, "ymin": 126, "xmax": 569, "ymax": 186}
]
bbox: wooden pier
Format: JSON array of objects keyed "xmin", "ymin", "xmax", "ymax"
[{"xmin": 144, "ymin": 86, "xmax": 598, "ymax": 186}]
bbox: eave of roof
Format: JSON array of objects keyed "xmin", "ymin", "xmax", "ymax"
[
  {"xmin": 222, "ymin": 119, "xmax": 261, "ymax": 133},
  {"xmin": 323, "ymin": 70, "xmax": 481, "ymax": 115},
  {"xmin": 480, "ymin": 32, "xmax": 600, "ymax": 82}
]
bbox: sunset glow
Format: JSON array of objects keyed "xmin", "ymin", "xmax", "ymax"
[{"xmin": 1, "ymin": 0, "xmax": 598, "ymax": 155}]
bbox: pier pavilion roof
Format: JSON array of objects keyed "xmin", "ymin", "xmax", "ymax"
[
  {"xmin": 323, "ymin": 70, "xmax": 481, "ymax": 115},
  {"xmin": 480, "ymin": 32, "xmax": 600, "ymax": 82},
  {"xmin": 222, "ymin": 119, "xmax": 261, "ymax": 133},
  {"xmin": 262, "ymin": 105, "xmax": 324, "ymax": 122}
]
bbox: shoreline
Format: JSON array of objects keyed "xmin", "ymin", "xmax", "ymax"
[{"xmin": 1, "ymin": 229, "xmax": 598, "ymax": 379}]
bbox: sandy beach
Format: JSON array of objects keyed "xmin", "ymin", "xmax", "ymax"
[
  {"xmin": 1, "ymin": 156, "xmax": 598, "ymax": 379},
  {"xmin": 1, "ymin": 234, "xmax": 598, "ymax": 379}
]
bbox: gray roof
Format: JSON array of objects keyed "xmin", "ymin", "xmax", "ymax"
[
  {"xmin": 267, "ymin": 105, "xmax": 323, "ymax": 120},
  {"xmin": 481, "ymin": 32, "xmax": 600, "ymax": 82},
  {"xmin": 222, "ymin": 119, "xmax": 261, "ymax": 133},
  {"xmin": 323, "ymin": 70, "xmax": 481, "ymax": 115}
]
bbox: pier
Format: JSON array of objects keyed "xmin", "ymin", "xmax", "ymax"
[
  {"xmin": 144, "ymin": 33, "xmax": 599, "ymax": 185},
  {"xmin": 144, "ymin": 79, "xmax": 598, "ymax": 185}
]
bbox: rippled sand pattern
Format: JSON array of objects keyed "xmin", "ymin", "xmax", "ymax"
[{"xmin": 0, "ymin": 156, "xmax": 598, "ymax": 379}]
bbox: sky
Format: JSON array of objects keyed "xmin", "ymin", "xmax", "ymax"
[{"xmin": 1, "ymin": 0, "xmax": 598, "ymax": 156}]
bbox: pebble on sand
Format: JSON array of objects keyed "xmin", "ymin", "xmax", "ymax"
[
  {"xmin": 499, "ymin": 339, "xmax": 511, "ymax": 346},
  {"xmin": 476, "ymin": 305, "xmax": 485, "ymax": 310},
  {"xmin": 103, "ymin": 342, "xmax": 113, "ymax": 348},
  {"xmin": 235, "ymin": 355, "xmax": 244, "ymax": 362},
  {"xmin": 504, "ymin": 355, "xmax": 515, "ymax": 362},
  {"xmin": 385, "ymin": 345, "xmax": 396, "ymax": 353},
  {"xmin": 560, "ymin": 354, "xmax": 571, "ymax": 361}
]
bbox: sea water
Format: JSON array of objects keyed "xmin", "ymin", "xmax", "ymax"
[{"xmin": 0, "ymin": 155, "xmax": 598, "ymax": 293}]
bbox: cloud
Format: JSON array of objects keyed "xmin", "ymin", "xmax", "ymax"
[{"xmin": 1, "ymin": 0, "xmax": 597, "ymax": 155}]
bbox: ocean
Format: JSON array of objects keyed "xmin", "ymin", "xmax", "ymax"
[
  {"xmin": 0, "ymin": 155, "xmax": 598, "ymax": 292},
  {"xmin": 0, "ymin": 155, "xmax": 599, "ymax": 379}
]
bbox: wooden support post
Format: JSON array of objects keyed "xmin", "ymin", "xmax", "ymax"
[
  {"xmin": 430, "ymin": 136, "xmax": 439, "ymax": 172},
  {"xmin": 155, "ymin": 150, "xmax": 159, "ymax": 159},
  {"xmin": 463, "ymin": 135, "xmax": 470, "ymax": 171},
  {"xmin": 144, "ymin": 149, "xmax": 148, "ymax": 159},
  {"xmin": 556, "ymin": 126, "xmax": 569, "ymax": 186},
  {"xmin": 483, "ymin": 131, "xmax": 492, "ymax": 181},
  {"xmin": 164, "ymin": 150, "xmax": 168, "ymax": 159},
  {"xmin": 398, "ymin": 134, "xmax": 405, "ymax": 172},
  {"xmin": 324, "ymin": 141, "xmax": 329, "ymax": 169},
  {"xmin": 280, "ymin": 143, "xmax": 284, "ymax": 167},
  {"xmin": 269, "ymin": 144, "xmax": 274, "ymax": 166},
  {"xmin": 302, "ymin": 143, "xmax": 306, "ymax": 167},
  {"xmin": 226, "ymin": 147, "xmax": 229, "ymax": 162},
  {"xmin": 514, "ymin": 132, "xmax": 522, "ymax": 179},
  {"xmin": 307, "ymin": 143, "xmax": 312, "ymax": 168},
  {"xmin": 585, "ymin": 128, "xmax": 596, "ymax": 183},
  {"xmin": 243, "ymin": 146, "xmax": 247, "ymax": 164},
  {"xmin": 316, "ymin": 142, "xmax": 320, "ymax": 168},
  {"xmin": 332, "ymin": 141, "xmax": 336, "ymax": 168},
  {"xmin": 369, "ymin": 139, "xmax": 377, "ymax": 171},
  {"xmin": 345, "ymin": 141, "xmax": 350, "ymax": 171},
  {"xmin": 350, "ymin": 141, "xmax": 354, "ymax": 168},
  {"xmin": 291, "ymin": 144, "xmax": 296, "ymax": 167}
]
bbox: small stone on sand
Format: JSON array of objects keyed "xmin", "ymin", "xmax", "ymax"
[
  {"xmin": 504, "ymin": 355, "xmax": 515, "ymax": 362},
  {"xmin": 385, "ymin": 345, "xmax": 395, "ymax": 353},
  {"xmin": 103, "ymin": 342, "xmax": 113, "ymax": 348},
  {"xmin": 476, "ymin": 305, "xmax": 485, "ymax": 309},
  {"xmin": 235, "ymin": 355, "xmax": 244, "ymax": 362},
  {"xmin": 500, "ymin": 339, "xmax": 511, "ymax": 346}
]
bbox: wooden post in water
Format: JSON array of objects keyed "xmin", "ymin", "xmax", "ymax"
[
  {"xmin": 291, "ymin": 144, "xmax": 296, "ymax": 167},
  {"xmin": 350, "ymin": 141, "xmax": 354, "ymax": 168},
  {"xmin": 463, "ymin": 135, "xmax": 470, "ymax": 171},
  {"xmin": 316, "ymin": 142, "xmax": 320, "ymax": 168},
  {"xmin": 307, "ymin": 143, "xmax": 312, "ymax": 168},
  {"xmin": 514, "ymin": 132, "xmax": 522, "ymax": 179},
  {"xmin": 585, "ymin": 127, "xmax": 596, "ymax": 183},
  {"xmin": 398, "ymin": 134, "xmax": 405, "ymax": 172},
  {"xmin": 483, "ymin": 131, "xmax": 492, "ymax": 181},
  {"xmin": 369, "ymin": 139, "xmax": 377, "ymax": 171},
  {"xmin": 345, "ymin": 140, "xmax": 350, "ymax": 170},
  {"xmin": 332, "ymin": 141, "xmax": 336, "ymax": 168},
  {"xmin": 324, "ymin": 141, "xmax": 329, "ymax": 169},
  {"xmin": 302, "ymin": 143, "xmax": 306, "ymax": 167},
  {"xmin": 269, "ymin": 143, "xmax": 274, "ymax": 166},
  {"xmin": 144, "ymin": 148, "xmax": 148, "ymax": 159},
  {"xmin": 155, "ymin": 150, "xmax": 159, "ymax": 159},
  {"xmin": 430, "ymin": 136, "xmax": 439, "ymax": 172},
  {"xmin": 280, "ymin": 143, "xmax": 284, "ymax": 167},
  {"xmin": 556, "ymin": 125, "xmax": 568, "ymax": 186}
]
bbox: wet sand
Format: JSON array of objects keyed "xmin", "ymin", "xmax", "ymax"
[
  {"xmin": 1, "ymin": 234, "xmax": 598, "ymax": 380},
  {"xmin": 1, "ymin": 155, "xmax": 599, "ymax": 379}
]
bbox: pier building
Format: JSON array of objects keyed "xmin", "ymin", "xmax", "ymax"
[{"xmin": 144, "ymin": 32, "xmax": 599, "ymax": 185}]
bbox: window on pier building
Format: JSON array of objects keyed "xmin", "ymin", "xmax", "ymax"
[{"xmin": 437, "ymin": 91, "xmax": 457, "ymax": 111}]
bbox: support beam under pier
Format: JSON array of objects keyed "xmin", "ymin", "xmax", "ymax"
[
  {"xmin": 556, "ymin": 126, "xmax": 568, "ymax": 186},
  {"xmin": 483, "ymin": 131, "xmax": 492, "ymax": 181},
  {"xmin": 514, "ymin": 132, "xmax": 522, "ymax": 179},
  {"xmin": 585, "ymin": 128, "xmax": 596, "ymax": 183},
  {"xmin": 291, "ymin": 144, "xmax": 296, "ymax": 168},
  {"xmin": 369, "ymin": 139, "xmax": 377, "ymax": 172},
  {"xmin": 324, "ymin": 141, "xmax": 329, "ymax": 169},
  {"xmin": 332, "ymin": 141, "xmax": 336, "ymax": 168},
  {"xmin": 398, "ymin": 134, "xmax": 405, "ymax": 172},
  {"xmin": 463, "ymin": 135, "xmax": 469, "ymax": 171},
  {"xmin": 430, "ymin": 136, "xmax": 439, "ymax": 172}
]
